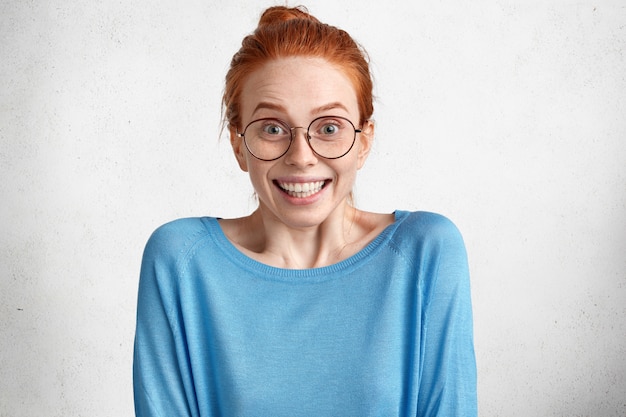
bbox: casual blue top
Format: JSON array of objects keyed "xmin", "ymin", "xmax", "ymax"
[{"xmin": 133, "ymin": 210, "xmax": 477, "ymax": 417}]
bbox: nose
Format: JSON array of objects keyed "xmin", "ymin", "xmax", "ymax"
[{"xmin": 283, "ymin": 127, "xmax": 318, "ymax": 167}]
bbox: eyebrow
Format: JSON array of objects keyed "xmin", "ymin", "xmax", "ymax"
[
  {"xmin": 252, "ymin": 102, "xmax": 286, "ymax": 115},
  {"xmin": 312, "ymin": 102, "xmax": 350, "ymax": 114},
  {"xmin": 251, "ymin": 101, "xmax": 350, "ymax": 118}
]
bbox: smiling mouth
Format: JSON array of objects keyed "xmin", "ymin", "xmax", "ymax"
[{"xmin": 275, "ymin": 180, "xmax": 328, "ymax": 198}]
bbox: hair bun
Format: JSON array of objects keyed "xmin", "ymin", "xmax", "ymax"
[
  {"xmin": 257, "ymin": 5, "xmax": 320, "ymax": 27},
  {"xmin": 223, "ymin": 4, "xmax": 373, "ymax": 130}
]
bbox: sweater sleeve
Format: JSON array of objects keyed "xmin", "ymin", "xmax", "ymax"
[
  {"xmin": 415, "ymin": 216, "xmax": 477, "ymax": 417},
  {"xmin": 133, "ymin": 223, "xmax": 198, "ymax": 417}
]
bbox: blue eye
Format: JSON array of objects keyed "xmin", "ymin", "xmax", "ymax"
[
  {"xmin": 321, "ymin": 124, "xmax": 338, "ymax": 135},
  {"xmin": 263, "ymin": 124, "xmax": 285, "ymax": 135}
]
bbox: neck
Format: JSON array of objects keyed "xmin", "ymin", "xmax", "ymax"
[{"xmin": 250, "ymin": 203, "xmax": 359, "ymax": 269}]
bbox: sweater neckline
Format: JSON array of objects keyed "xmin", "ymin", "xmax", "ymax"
[{"xmin": 203, "ymin": 210, "xmax": 408, "ymax": 282}]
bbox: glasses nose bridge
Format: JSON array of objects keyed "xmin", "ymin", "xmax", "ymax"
[
  {"xmin": 289, "ymin": 125, "xmax": 310, "ymax": 141},
  {"xmin": 283, "ymin": 124, "xmax": 317, "ymax": 161}
]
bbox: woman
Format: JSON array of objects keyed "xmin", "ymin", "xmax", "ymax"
[{"xmin": 133, "ymin": 6, "xmax": 476, "ymax": 417}]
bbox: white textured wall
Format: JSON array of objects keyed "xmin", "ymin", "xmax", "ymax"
[{"xmin": 1, "ymin": 1, "xmax": 625, "ymax": 415}]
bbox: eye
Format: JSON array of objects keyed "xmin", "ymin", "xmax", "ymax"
[
  {"xmin": 262, "ymin": 123, "xmax": 286, "ymax": 135},
  {"xmin": 320, "ymin": 123, "xmax": 339, "ymax": 135}
]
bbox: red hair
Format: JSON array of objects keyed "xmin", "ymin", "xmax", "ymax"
[{"xmin": 222, "ymin": 6, "xmax": 373, "ymax": 131}]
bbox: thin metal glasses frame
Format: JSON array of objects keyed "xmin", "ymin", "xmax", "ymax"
[{"xmin": 236, "ymin": 115, "xmax": 362, "ymax": 161}]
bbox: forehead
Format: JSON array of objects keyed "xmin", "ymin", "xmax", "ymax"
[{"xmin": 240, "ymin": 57, "xmax": 360, "ymax": 121}]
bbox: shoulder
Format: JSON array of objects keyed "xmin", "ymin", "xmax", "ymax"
[
  {"xmin": 393, "ymin": 211, "xmax": 465, "ymax": 248},
  {"xmin": 142, "ymin": 217, "xmax": 215, "ymax": 265},
  {"xmin": 391, "ymin": 211, "xmax": 470, "ymax": 299},
  {"xmin": 385, "ymin": 211, "xmax": 467, "ymax": 269}
]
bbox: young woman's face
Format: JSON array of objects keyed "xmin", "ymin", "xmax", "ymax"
[{"xmin": 232, "ymin": 56, "xmax": 373, "ymax": 229}]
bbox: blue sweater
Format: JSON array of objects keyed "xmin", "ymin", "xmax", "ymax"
[{"xmin": 133, "ymin": 211, "xmax": 477, "ymax": 416}]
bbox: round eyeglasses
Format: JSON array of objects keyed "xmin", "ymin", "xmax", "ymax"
[{"xmin": 237, "ymin": 116, "xmax": 362, "ymax": 161}]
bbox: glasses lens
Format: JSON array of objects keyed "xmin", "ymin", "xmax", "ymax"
[
  {"xmin": 244, "ymin": 119, "xmax": 291, "ymax": 160},
  {"xmin": 307, "ymin": 116, "xmax": 356, "ymax": 159}
]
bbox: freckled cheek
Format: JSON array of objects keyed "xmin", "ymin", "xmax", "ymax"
[
  {"xmin": 246, "ymin": 165, "xmax": 275, "ymax": 194},
  {"xmin": 331, "ymin": 171, "xmax": 359, "ymax": 194},
  {"xmin": 334, "ymin": 160, "xmax": 359, "ymax": 180}
]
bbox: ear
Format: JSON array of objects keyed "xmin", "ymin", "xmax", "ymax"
[
  {"xmin": 356, "ymin": 120, "xmax": 374, "ymax": 170},
  {"xmin": 230, "ymin": 125, "xmax": 249, "ymax": 172}
]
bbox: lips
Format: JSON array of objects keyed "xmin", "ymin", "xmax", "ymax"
[{"xmin": 275, "ymin": 180, "xmax": 327, "ymax": 198}]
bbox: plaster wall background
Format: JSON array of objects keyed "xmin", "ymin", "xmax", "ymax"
[{"xmin": 1, "ymin": 1, "xmax": 625, "ymax": 415}]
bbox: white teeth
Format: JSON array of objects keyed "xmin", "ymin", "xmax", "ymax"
[{"xmin": 278, "ymin": 181, "xmax": 325, "ymax": 198}]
